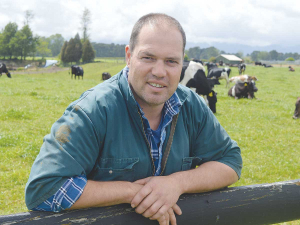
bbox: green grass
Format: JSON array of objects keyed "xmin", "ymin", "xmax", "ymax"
[{"xmin": 0, "ymin": 62, "xmax": 299, "ymax": 224}]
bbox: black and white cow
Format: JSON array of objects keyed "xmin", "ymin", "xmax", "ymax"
[
  {"xmin": 70, "ymin": 65, "xmax": 84, "ymax": 79},
  {"xmin": 206, "ymin": 62, "xmax": 218, "ymax": 72},
  {"xmin": 288, "ymin": 66, "xmax": 295, "ymax": 72},
  {"xmin": 293, "ymin": 97, "xmax": 300, "ymax": 119},
  {"xmin": 228, "ymin": 80, "xmax": 258, "ymax": 99},
  {"xmin": 207, "ymin": 67, "xmax": 231, "ymax": 87},
  {"xmin": 102, "ymin": 72, "xmax": 111, "ymax": 80},
  {"xmin": 238, "ymin": 63, "xmax": 246, "ymax": 75},
  {"xmin": 180, "ymin": 61, "xmax": 218, "ymax": 113},
  {"xmin": 0, "ymin": 63, "xmax": 12, "ymax": 78}
]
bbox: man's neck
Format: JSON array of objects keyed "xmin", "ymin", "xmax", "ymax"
[{"xmin": 139, "ymin": 103, "xmax": 164, "ymax": 130}]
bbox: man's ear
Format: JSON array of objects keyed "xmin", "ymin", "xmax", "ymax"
[{"xmin": 125, "ymin": 45, "xmax": 131, "ymax": 67}]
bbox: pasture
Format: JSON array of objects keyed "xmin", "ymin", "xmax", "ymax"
[{"xmin": 0, "ymin": 62, "xmax": 299, "ymax": 224}]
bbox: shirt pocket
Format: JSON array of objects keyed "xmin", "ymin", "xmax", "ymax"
[
  {"xmin": 89, "ymin": 158, "xmax": 139, "ymax": 182},
  {"xmin": 181, "ymin": 157, "xmax": 202, "ymax": 171}
]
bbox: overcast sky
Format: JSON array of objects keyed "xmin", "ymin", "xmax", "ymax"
[{"xmin": 1, "ymin": 0, "xmax": 300, "ymax": 54}]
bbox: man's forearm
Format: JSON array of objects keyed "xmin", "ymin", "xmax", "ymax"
[
  {"xmin": 170, "ymin": 161, "xmax": 239, "ymax": 194},
  {"xmin": 69, "ymin": 180, "xmax": 143, "ymax": 210}
]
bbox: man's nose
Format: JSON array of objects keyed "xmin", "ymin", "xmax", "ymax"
[{"xmin": 152, "ymin": 60, "xmax": 167, "ymax": 78}]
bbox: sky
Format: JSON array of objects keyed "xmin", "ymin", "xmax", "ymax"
[{"xmin": 1, "ymin": 0, "xmax": 300, "ymax": 54}]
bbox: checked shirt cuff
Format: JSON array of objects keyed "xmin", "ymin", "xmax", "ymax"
[{"xmin": 32, "ymin": 175, "xmax": 87, "ymax": 212}]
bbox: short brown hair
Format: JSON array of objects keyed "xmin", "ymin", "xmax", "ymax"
[{"xmin": 129, "ymin": 13, "xmax": 186, "ymax": 54}]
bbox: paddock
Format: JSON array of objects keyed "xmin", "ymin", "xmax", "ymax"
[{"xmin": 0, "ymin": 62, "xmax": 299, "ymax": 224}]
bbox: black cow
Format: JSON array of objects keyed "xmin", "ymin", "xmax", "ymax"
[
  {"xmin": 293, "ymin": 97, "xmax": 300, "ymax": 119},
  {"xmin": 102, "ymin": 72, "xmax": 111, "ymax": 80},
  {"xmin": 180, "ymin": 61, "xmax": 218, "ymax": 113},
  {"xmin": 263, "ymin": 64, "xmax": 273, "ymax": 68},
  {"xmin": 206, "ymin": 62, "xmax": 218, "ymax": 72},
  {"xmin": 207, "ymin": 67, "xmax": 231, "ymax": 87},
  {"xmin": 228, "ymin": 80, "xmax": 258, "ymax": 99},
  {"xmin": 238, "ymin": 63, "xmax": 246, "ymax": 75},
  {"xmin": 0, "ymin": 63, "xmax": 12, "ymax": 78},
  {"xmin": 255, "ymin": 61, "xmax": 262, "ymax": 66},
  {"xmin": 70, "ymin": 65, "xmax": 84, "ymax": 79}
]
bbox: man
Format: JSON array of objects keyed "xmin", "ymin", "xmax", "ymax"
[{"xmin": 25, "ymin": 13, "xmax": 242, "ymax": 225}]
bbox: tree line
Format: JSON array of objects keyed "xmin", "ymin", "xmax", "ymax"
[{"xmin": 186, "ymin": 46, "xmax": 300, "ymax": 62}]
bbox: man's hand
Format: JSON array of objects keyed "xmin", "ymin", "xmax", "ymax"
[{"xmin": 131, "ymin": 176, "xmax": 183, "ymax": 220}]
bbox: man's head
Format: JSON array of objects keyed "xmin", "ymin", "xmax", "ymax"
[
  {"xmin": 129, "ymin": 13, "xmax": 186, "ymax": 54},
  {"xmin": 125, "ymin": 13, "xmax": 185, "ymax": 110}
]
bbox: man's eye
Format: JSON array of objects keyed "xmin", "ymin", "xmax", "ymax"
[
  {"xmin": 166, "ymin": 60, "xmax": 178, "ymax": 64},
  {"xmin": 143, "ymin": 57, "xmax": 153, "ymax": 60}
]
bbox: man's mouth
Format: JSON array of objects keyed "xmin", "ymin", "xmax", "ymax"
[{"xmin": 149, "ymin": 82, "xmax": 164, "ymax": 88}]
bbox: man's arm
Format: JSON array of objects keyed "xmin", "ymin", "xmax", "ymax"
[
  {"xmin": 131, "ymin": 161, "xmax": 238, "ymax": 220},
  {"xmin": 69, "ymin": 180, "xmax": 143, "ymax": 209}
]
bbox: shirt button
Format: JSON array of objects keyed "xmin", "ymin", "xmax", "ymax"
[{"xmin": 109, "ymin": 170, "xmax": 113, "ymax": 174}]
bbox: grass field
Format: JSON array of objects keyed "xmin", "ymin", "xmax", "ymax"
[{"xmin": 0, "ymin": 61, "xmax": 299, "ymax": 224}]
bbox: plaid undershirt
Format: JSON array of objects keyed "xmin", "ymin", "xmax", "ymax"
[{"xmin": 33, "ymin": 66, "xmax": 181, "ymax": 212}]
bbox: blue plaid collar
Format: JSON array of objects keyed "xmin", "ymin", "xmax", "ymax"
[{"xmin": 122, "ymin": 66, "xmax": 182, "ymax": 114}]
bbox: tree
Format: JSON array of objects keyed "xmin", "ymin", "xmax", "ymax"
[
  {"xmin": 285, "ymin": 57, "xmax": 295, "ymax": 61},
  {"xmin": 250, "ymin": 51, "xmax": 260, "ymax": 61},
  {"xmin": 257, "ymin": 51, "xmax": 270, "ymax": 60},
  {"xmin": 65, "ymin": 38, "xmax": 76, "ymax": 63},
  {"xmin": 269, "ymin": 50, "xmax": 279, "ymax": 60},
  {"xmin": 82, "ymin": 39, "xmax": 95, "ymax": 63},
  {"xmin": 74, "ymin": 33, "xmax": 83, "ymax": 63},
  {"xmin": 47, "ymin": 34, "xmax": 65, "ymax": 56},
  {"xmin": 17, "ymin": 25, "xmax": 39, "ymax": 60},
  {"xmin": 81, "ymin": 8, "xmax": 91, "ymax": 42},
  {"xmin": 36, "ymin": 37, "xmax": 52, "ymax": 58},
  {"xmin": 209, "ymin": 56, "xmax": 216, "ymax": 62},
  {"xmin": 60, "ymin": 41, "xmax": 68, "ymax": 63},
  {"xmin": 24, "ymin": 10, "xmax": 34, "ymax": 26},
  {"xmin": 0, "ymin": 22, "xmax": 18, "ymax": 59}
]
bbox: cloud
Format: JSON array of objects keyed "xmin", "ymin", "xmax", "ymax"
[{"xmin": 0, "ymin": 0, "xmax": 300, "ymax": 52}]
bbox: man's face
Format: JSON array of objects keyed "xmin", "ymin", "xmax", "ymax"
[{"xmin": 126, "ymin": 25, "xmax": 184, "ymax": 109}]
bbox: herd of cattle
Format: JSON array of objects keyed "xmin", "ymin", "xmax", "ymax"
[{"xmin": 0, "ymin": 61, "xmax": 299, "ymax": 119}]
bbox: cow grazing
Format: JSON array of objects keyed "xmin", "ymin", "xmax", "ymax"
[
  {"xmin": 238, "ymin": 63, "xmax": 246, "ymax": 75},
  {"xmin": 255, "ymin": 62, "xmax": 262, "ymax": 66},
  {"xmin": 207, "ymin": 67, "xmax": 231, "ymax": 87},
  {"xmin": 229, "ymin": 75, "xmax": 258, "ymax": 84},
  {"xmin": 180, "ymin": 61, "xmax": 218, "ymax": 113},
  {"xmin": 102, "ymin": 72, "xmax": 111, "ymax": 80},
  {"xmin": 228, "ymin": 80, "xmax": 258, "ymax": 99},
  {"xmin": 288, "ymin": 66, "xmax": 295, "ymax": 72},
  {"xmin": 293, "ymin": 97, "xmax": 300, "ymax": 119},
  {"xmin": 0, "ymin": 63, "xmax": 12, "ymax": 78},
  {"xmin": 70, "ymin": 65, "xmax": 84, "ymax": 79}
]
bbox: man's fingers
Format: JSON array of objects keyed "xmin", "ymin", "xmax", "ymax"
[
  {"xmin": 131, "ymin": 185, "xmax": 152, "ymax": 209},
  {"xmin": 168, "ymin": 208, "xmax": 177, "ymax": 225},
  {"xmin": 142, "ymin": 199, "xmax": 163, "ymax": 218},
  {"xmin": 149, "ymin": 204, "xmax": 169, "ymax": 220},
  {"xmin": 157, "ymin": 215, "xmax": 167, "ymax": 225},
  {"xmin": 172, "ymin": 204, "xmax": 182, "ymax": 215}
]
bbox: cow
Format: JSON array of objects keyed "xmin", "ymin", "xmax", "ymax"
[
  {"xmin": 228, "ymin": 80, "xmax": 258, "ymax": 99},
  {"xmin": 288, "ymin": 66, "xmax": 295, "ymax": 72},
  {"xmin": 255, "ymin": 61, "xmax": 262, "ymax": 66},
  {"xmin": 238, "ymin": 63, "xmax": 246, "ymax": 75},
  {"xmin": 0, "ymin": 63, "xmax": 12, "ymax": 78},
  {"xmin": 191, "ymin": 59, "xmax": 203, "ymax": 65},
  {"xmin": 206, "ymin": 62, "xmax": 218, "ymax": 72},
  {"xmin": 229, "ymin": 75, "xmax": 258, "ymax": 84},
  {"xmin": 70, "ymin": 65, "xmax": 84, "ymax": 79},
  {"xmin": 263, "ymin": 64, "xmax": 273, "ymax": 68},
  {"xmin": 293, "ymin": 97, "xmax": 300, "ymax": 119},
  {"xmin": 207, "ymin": 67, "xmax": 231, "ymax": 87},
  {"xmin": 180, "ymin": 61, "xmax": 219, "ymax": 113},
  {"xmin": 219, "ymin": 60, "xmax": 224, "ymax": 66},
  {"xmin": 102, "ymin": 72, "xmax": 111, "ymax": 80}
]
